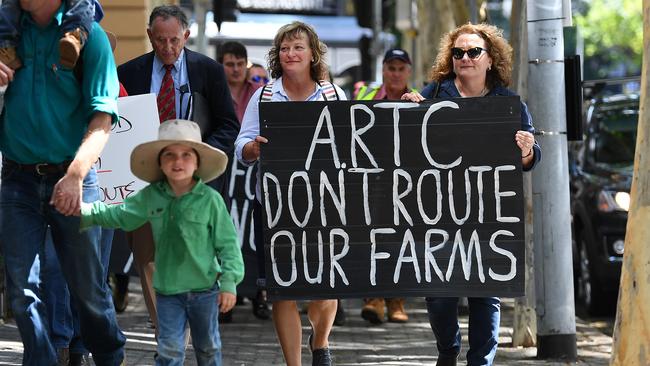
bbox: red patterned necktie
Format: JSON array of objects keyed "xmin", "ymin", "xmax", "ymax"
[{"xmin": 157, "ymin": 64, "xmax": 176, "ymax": 123}]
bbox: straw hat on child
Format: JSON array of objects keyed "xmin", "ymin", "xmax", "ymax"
[{"xmin": 130, "ymin": 119, "xmax": 228, "ymax": 183}]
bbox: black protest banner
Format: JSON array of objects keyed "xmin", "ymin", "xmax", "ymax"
[
  {"xmin": 260, "ymin": 97, "xmax": 525, "ymax": 300},
  {"xmin": 226, "ymin": 160, "xmax": 259, "ymax": 297}
]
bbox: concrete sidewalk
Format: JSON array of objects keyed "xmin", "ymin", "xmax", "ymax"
[{"xmin": 0, "ymin": 285, "xmax": 612, "ymax": 365}]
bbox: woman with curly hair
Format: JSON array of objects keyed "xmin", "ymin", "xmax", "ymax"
[
  {"xmin": 403, "ymin": 23, "xmax": 541, "ymax": 366},
  {"xmin": 235, "ymin": 21, "xmax": 346, "ymax": 366}
]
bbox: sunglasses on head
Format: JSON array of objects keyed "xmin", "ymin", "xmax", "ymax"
[
  {"xmin": 451, "ymin": 47, "xmax": 487, "ymax": 60},
  {"xmin": 251, "ymin": 75, "xmax": 269, "ymax": 84}
]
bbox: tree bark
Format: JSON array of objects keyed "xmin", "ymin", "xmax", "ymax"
[
  {"xmin": 610, "ymin": 0, "xmax": 650, "ymax": 364},
  {"xmin": 415, "ymin": 0, "xmax": 461, "ymax": 86}
]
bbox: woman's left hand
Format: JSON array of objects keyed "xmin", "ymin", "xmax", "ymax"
[
  {"xmin": 515, "ymin": 130, "xmax": 535, "ymax": 158},
  {"xmin": 401, "ymin": 91, "xmax": 425, "ymax": 102},
  {"xmin": 219, "ymin": 292, "xmax": 237, "ymax": 313}
]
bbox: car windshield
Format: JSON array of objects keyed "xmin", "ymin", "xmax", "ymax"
[{"xmin": 593, "ymin": 104, "xmax": 638, "ymax": 165}]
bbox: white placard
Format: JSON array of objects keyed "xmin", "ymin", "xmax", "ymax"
[
  {"xmin": 97, "ymin": 94, "xmax": 159, "ymax": 205},
  {"xmin": 0, "ymin": 95, "xmax": 158, "ymax": 203}
]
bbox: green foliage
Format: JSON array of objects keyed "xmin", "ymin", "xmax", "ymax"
[{"xmin": 574, "ymin": 0, "xmax": 642, "ymax": 78}]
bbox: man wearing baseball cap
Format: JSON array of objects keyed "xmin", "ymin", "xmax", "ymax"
[
  {"xmin": 354, "ymin": 48, "xmax": 417, "ymax": 101},
  {"xmin": 354, "ymin": 48, "xmax": 415, "ymax": 324}
]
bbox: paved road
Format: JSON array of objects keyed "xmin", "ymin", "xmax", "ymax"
[{"xmin": 0, "ymin": 284, "xmax": 613, "ymax": 365}]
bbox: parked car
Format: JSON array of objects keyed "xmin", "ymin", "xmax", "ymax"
[{"xmin": 569, "ymin": 91, "xmax": 639, "ymax": 316}]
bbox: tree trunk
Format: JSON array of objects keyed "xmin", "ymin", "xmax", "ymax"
[
  {"xmin": 415, "ymin": 0, "xmax": 461, "ymax": 86},
  {"xmin": 610, "ymin": 1, "xmax": 650, "ymax": 364}
]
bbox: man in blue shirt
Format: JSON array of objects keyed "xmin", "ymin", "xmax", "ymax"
[{"xmin": 0, "ymin": 1, "xmax": 126, "ymax": 365}]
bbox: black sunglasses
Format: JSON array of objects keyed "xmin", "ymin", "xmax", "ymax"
[
  {"xmin": 251, "ymin": 75, "xmax": 269, "ymax": 84},
  {"xmin": 451, "ymin": 47, "xmax": 487, "ymax": 60}
]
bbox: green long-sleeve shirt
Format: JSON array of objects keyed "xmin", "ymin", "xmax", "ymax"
[{"xmin": 81, "ymin": 179, "xmax": 244, "ymax": 295}]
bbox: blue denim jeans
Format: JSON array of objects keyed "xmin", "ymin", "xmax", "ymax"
[
  {"xmin": 425, "ymin": 297, "xmax": 500, "ymax": 366},
  {"xmin": 0, "ymin": 0, "xmax": 102, "ymax": 48},
  {"xmin": 156, "ymin": 284, "xmax": 222, "ymax": 366},
  {"xmin": 0, "ymin": 164, "xmax": 125, "ymax": 366},
  {"xmin": 41, "ymin": 226, "xmax": 114, "ymax": 354}
]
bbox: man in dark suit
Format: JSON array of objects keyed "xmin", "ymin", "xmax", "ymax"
[
  {"xmin": 115, "ymin": 5, "xmax": 239, "ymax": 332},
  {"xmin": 118, "ymin": 5, "xmax": 238, "ymax": 178}
]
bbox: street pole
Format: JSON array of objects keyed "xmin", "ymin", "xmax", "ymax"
[
  {"xmin": 610, "ymin": 1, "xmax": 650, "ymax": 363},
  {"xmin": 526, "ymin": 0, "xmax": 577, "ymax": 360},
  {"xmin": 511, "ymin": 0, "xmax": 537, "ymax": 347}
]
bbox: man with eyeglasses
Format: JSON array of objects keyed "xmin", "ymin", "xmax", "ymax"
[
  {"xmin": 248, "ymin": 63, "xmax": 269, "ymax": 89},
  {"xmin": 218, "ymin": 41, "xmax": 261, "ymax": 123}
]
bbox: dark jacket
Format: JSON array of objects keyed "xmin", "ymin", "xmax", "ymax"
[
  {"xmin": 421, "ymin": 78, "xmax": 541, "ymax": 171},
  {"xmin": 117, "ymin": 48, "xmax": 239, "ymax": 194}
]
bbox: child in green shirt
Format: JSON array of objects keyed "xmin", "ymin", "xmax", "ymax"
[{"xmin": 79, "ymin": 119, "xmax": 244, "ymax": 365}]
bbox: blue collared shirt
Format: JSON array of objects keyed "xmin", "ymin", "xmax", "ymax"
[
  {"xmin": 235, "ymin": 76, "xmax": 347, "ymax": 200},
  {"xmin": 151, "ymin": 50, "xmax": 191, "ymax": 119},
  {"xmin": 0, "ymin": 4, "xmax": 119, "ymax": 164}
]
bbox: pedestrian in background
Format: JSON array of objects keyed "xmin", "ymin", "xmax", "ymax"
[
  {"xmin": 78, "ymin": 119, "xmax": 244, "ymax": 366},
  {"xmin": 402, "ymin": 22, "xmax": 541, "ymax": 366},
  {"xmin": 218, "ymin": 41, "xmax": 261, "ymax": 123},
  {"xmin": 235, "ymin": 21, "xmax": 346, "ymax": 366},
  {"xmin": 248, "ymin": 63, "xmax": 269, "ymax": 89},
  {"xmin": 355, "ymin": 47, "xmax": 418, "ymax": 325},
  {"xmin": 217, "ymin": 40, "xmax": 271, "ymax": 322}
]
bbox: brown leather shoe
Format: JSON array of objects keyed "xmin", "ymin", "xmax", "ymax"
[
  {"xmin": 360, "ymin": 298, "xmax": 385, "ymax": 324},
  {"xmin": 386, "ymin": 298, "xmax": 408, "ymax": 323},
  {"xmin": 0, "ymin": 47, "xmax": 22, "ymax": 70},
  {"xmin": 59, "ymin": 28, "xmax": 86, "ymax": 69}
]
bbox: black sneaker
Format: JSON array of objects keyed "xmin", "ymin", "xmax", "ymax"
[
  {"xmin": 252, "ymin": 289, "xmax": 270, "ymax": 320},
  {"xmin": 312, "ymin": 348, "xmax": 332, "ymax": 366}
]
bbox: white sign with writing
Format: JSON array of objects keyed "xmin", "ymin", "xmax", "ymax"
[{"xmin": 97, "ymin": 94, "xmax": 159, "ymax": 205}]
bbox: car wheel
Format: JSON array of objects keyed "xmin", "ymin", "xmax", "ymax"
[{"xmin": 577, "ymin": 235, "xmax": 612, "ymax": 316}]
